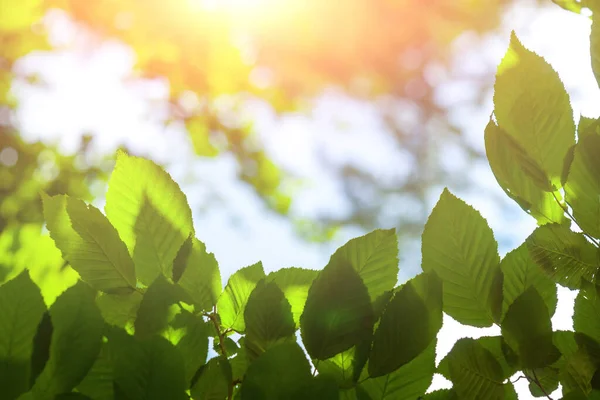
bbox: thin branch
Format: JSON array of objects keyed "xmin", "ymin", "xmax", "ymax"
[
  {"xmin": 551, "ymin": 191, "xmax": 599, "ymax": 247},
  {"xmin": 524, "ymin": 370, "xmax": 553, "ymax": 400}
]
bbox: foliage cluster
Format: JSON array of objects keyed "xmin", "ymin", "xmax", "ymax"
[{"xmin": 4, "ymin": 4, "xmax": 600, "ymax": 400}]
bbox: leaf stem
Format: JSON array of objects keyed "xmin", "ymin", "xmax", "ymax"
[
  {"xmin": 524, "ymin": 370, "xmax": 553, "ymax": 400},
  {"xmin": 551, "ymin": 191, "xmax": 599, "ymax": 246}
]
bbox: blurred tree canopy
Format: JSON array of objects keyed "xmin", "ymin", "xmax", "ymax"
[{"xmin": 0, "ymin": 0, "xmax": 530, "ymax": 240}]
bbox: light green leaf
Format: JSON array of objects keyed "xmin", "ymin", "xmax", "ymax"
[
  {"xmin": 421, "ymin": 189, "xmax": 500, "ymax": 327},
  {"xmin": 266, "ymin": 267, "xmax": 318, "ymax": 327},
  {"xmin": 494, "ymin": 32, "xmax": 575, "ymax": 188},
  {"xmin": 592, "ymin": 14, "xmax": 600, "ymax": 89},
  {"xmin": 0, "ymin": 271, "xmax": 47, "ymax": 400},
  {"xmin": 328, "ymin": 229, "xmax": 399, "ymax": 302},
  {"xmin": 444, "ymin": 338, "xmax": 505, "ymax": 400},
  {"xmin": 551, "ymin": 0, "xmax": 583, "ymax": 13},
  {"xmin": 31, "ymin": 282, "xmax": 104, "ymax": 399},
  {"xmin": 108, "ymin": 327, "xmax": 187, "ymax": 400},
  {"xmin": 301, "ymin": 260, "xmax": 374, "ymax": 360},
  {"xmin": 42, "ymin": 194, "xmax": 136, "ymax": 294},
  {"xmin": 501, "ymin": 287, "xmax": 560, "ymax": 369},
  {"xmin": 360, "ymin": 340, "xmax": 436, "ymax": 399},
  {"xmin": 241, "ymin": 342, "xmax": 312, "ymax": 400},
  {"xmin": 174, "ymin": 236, "xmax": 221, "ymax": 313},
  {"xmin": 105, "ymin": 150, "xmax": 194, "ymax": 284},
  {"xmin": 134, "ymin": 275, "xmax": 184, "ymax": 340},
  {"xmin": 96, "ymin": 291, "xmax": 143, "ymax": 329},
  {"xmin": 244, "ymin": 280, "xmax": 296, "ymax": 361},
  {"xmin": 217, "ymin": 262, "xmax": 265, "ymax": 332},
  {"xmin": 565, "ymin": 134, "xmax": 600, "ymax": 239},
  {"xmin": 578, "ymin": 116, "xmax": 598, "ymax": 141},
  {"xmin": 369, "ymin": 272, "xmax": 441, "ymax": 377},
  {"xmin": 500, "ymin": 243, "xmax": 557, "ymax": 318},
  {"xmin": 574, "ymin": 281, "xmax": 600, "ymax": 343},
  {"xmin": 485, "ymin": 120, "xmax": 565, "ymax": 225},
  {"xmin": 526, "ymin": 223, "xmax": 598, "ymax": 289},
  {"xmin": 190, "ymin": 356, "xmax": 232, "ymax": 400}
]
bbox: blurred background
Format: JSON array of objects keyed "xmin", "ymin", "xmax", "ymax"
[{"xmin": 0, "ymin": 0, "xmax": 598, "ymax": 395}]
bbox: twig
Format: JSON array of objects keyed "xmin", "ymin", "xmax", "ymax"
[{"xmin": 524, "ymin": 370, "xmax": 553, "ymax": 400}]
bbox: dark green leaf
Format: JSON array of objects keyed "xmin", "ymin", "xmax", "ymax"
[
  {"xmin": 574, "ymin": 281, "xmax": 600, "ymax": 343},
  {"xmin": 301, "ymin": 260, "xmax": 374, "ymax": 360},
  {"xmin": 360, "ymin": 340, "xmax": 436, "ymax": 399},
  {"xmin": 291, "ymin": 375, "xmax": 339, "ymax": 400},
  {"xmin": 527, "ymin": 223, "xmax": 598, "ymax": 289},
  {"xmin": 241, "ymin": 342, "xmax": 312, "ymax": 400},
  {"xmin": 501, "ymin": 287, "xmax": 560, "ymax": 369},
  {"xmin": 96, "ymin": 291, "xmax": 143, "ymax": 328},
  {"xmin": 134, "ymin": 275, "xmax": 184, "ymax": 340},
  {"xmin": 190, "ymin": 356, "xmax": 232, "ymax": 400},
  {"xmin": 0, "ymin": 271, "xmax": 47, "ymax": 400},
  {"xmin": 76, "ymin": 343, "xmax": 113, "ymax": 400},
  {"xmin": 528, "ymin": 366, "xmax": 559, "ymax": 398},
  {"xmin": 31, "ymin": 282, "xmax": 104, "ymax": 399},
  {"xmin": 444, "ymin": 338, "xmax": 505, "ymax": 400},
  {"xmin": 217, "ymin": 262, "xmax": 265, "ymax": 332},
  {"xmin": 369, "ymin": 272, "xmax": 441, "ymax": 377},
  {"xmin": 421, "ymin": 188, "xmax": 500, "ymax": 327},
  {"xmin": 171, "ymin": 310, "xmax": 209, "ymax": 385},
  {"xmin": 108, "ymin": 327, "xmax": 187, "ymax": 400},
  {"xmin": 244, "ymin": 280, "xmax": 296, "ymax": 360}
]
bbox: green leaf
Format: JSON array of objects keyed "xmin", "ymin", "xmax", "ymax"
[
  {"xmin": 134, "ymin": 275, "xmax": 184, "ymax": 340},
  {"xmin": 171, "ymin": 310, "xmax": 209, "ymax": 385},
  {"xmin": 266, "ymin": 267, "xmax": 318, "ymax": 327},
  {"xmin": 327, "ymin": 229, "xmax": 399, "ymax": 301},
  {"xmin": 421, "ymin": 389, "xmax": 458, "ymax": 400},
  {"xmin": 174, "ymin": 236, "xmax": 221, "ymax": 313},
  {"xmin": 485, "ymin": 120, "xmax": 565, "ymax": 225},
  {"xmin": 42, "ymin": 194, "xmax": 136, "ymax": 294},
  {"xmin": 291, "ymin": 375, "xmax": 340, "ymax": 400},
  {"xmin": 565, "ymin": 134, "xmax": 600, "ymax": 239},
  {"xmin": 108, "ymin": 327, "xmax": 187, "ymax": 400},
  {"xmin": 217, "ymin": 262, "xmax": 265, "ymax": 332},
  {"xmin": 578, "ymin": 116, "xmax": 599, "ymax": 141},
  {"xmin": 500, "ymin": 243, "xmax": 557, "ymax": 318},
  {"xmin": 552, "ymin": 0, "xmax": 584, "ymax": 13},
  {"xmin": 360, "ymin": 339, "xmax": 436, "ymax": 399},
  {"xmin": 0, "ymin": 271, "xmax": 47, "ymax": 400},
  {"xmin": 214, "ymin": 336, "xmax": 239, "ymax": 357},
  {"xmin": 105, "ymin": 150, "xmax": 194, "ymax": 285},
  {"xmin": 574, "ymin": 281, "xmax": 600, "ymax": 343},
  {"xmin": 316, "ymin": 338, "xmax": 371, "ymax": 389},
  {"xmin": 301, "ymin": 260, "xmax": 374, "ymax": 360},
  {"xmin": 190, "ymin": 356, "xmax": 232, "ymax": 400},
  {"xmin": 528, "ymin": 366, "xmax": 559, "ymax": 397},
  {"xmin": 31, "ymin": 282, "xmax": 104, "ymax": 399},
  {"xmin": 421, "ymin": 188, "xmax": 500, "ymax": 327},
  {"xmin": 96, "ymin": 291, "xmax": 143, "ymax": 328},
  {"xmin": 444, "ymin": 338, "xmax": 505, "ymax": 400},
  {"xmin": 501, "ymin": 287, "xmax": 560, "ymax": 369},
  {"xmin": 494, "ymin": 32, "xmax": 575, "ymax": 188},
  {"xmin": 526, "ymin": 223, "xmax": 599, "ymax": 289},
  {"xmin": 76, "ymin": 343, "xmax": 113, "ymax": 400},
  {"xmin": 244, "ymin": 280, "xmax": 296, "ymax": 360},
  {"xmin": 231, "ymin": 338, "xmax": 248, "ymax": 382},
  {"xmin": 241, "ymin": 342, "xmax": 312, "ymax": 400},
  {"xmin": 369, "ymin": 272, "xmax": 441, "ymax": 377},
  {"xmin": 592, "ymin": 13, "xmax": 600, "ymax": 89}
]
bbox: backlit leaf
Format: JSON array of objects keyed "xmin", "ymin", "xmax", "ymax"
[
  {"xmin": 217, "ymin": 261, "xmax": 265, "ymax": 332},
  {"xmin": 42, "ymin": 194, "xmax": 136, "ymax": 294},
  {"xmin": 105, "ymin": 151, "xmax": 194, "ymax": 284},
  {"xmin": 190, "ymin": 356, "xmax": 232, "ymax": 400},
  {"xmin": 421, "ymin": 189, "xmax": 500, "ymax": 327},
  {"xmin": 494, "ymin": 32, "xmax": 575, "ymax": 188},
  {"xmin": 526, "ymin": 223, "xmax": 599, "ymax": 289},
  {"xmin": 266, "ymin": 267, "xmax": 318, "ymax": 327},
  {"xmin": 574, "ymin": 281, "xmax": 600, "ymax": 343}
]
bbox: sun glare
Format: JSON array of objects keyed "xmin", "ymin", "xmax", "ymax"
[{"xmin": 190, "ymin": 0, "xmax": 273, "ymax": 13}]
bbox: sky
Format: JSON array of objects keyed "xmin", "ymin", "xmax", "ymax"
[{"xmin": 8, "ymin": 2, "xmax": 600, "ymax": 398}]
